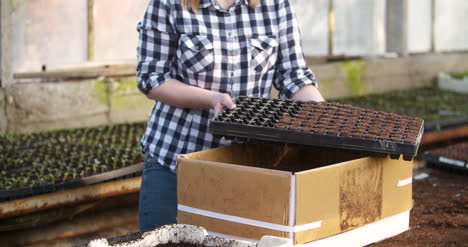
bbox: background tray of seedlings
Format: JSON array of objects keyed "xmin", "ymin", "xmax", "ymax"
[
  {"xmin": 0, "ymin": 123, "xmax": 146, "ymax": 202},
  {"xmin": 334, "ymin": 86, "xmax": 468, "ymax": 132},
  {"xmin": 210, "ymin": 96, "xmax": 424, "ymax": 160},
  {"xmin": 424, "ymin": 142, "xmax": 468, "ymax": 173}
]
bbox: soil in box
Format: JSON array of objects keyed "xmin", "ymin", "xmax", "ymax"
[
  {"xmin": 210, "ymin": 96, "xmax": 424, "ymax": 159},
  {"xmin": 0, "ymin": 122, "xmax": 146, "ymax": 202}
]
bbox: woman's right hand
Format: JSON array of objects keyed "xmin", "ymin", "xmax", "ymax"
[
  {"xmin": 144, "ymin": 79, "xmax": 236, "ymax": 114},
  {"xmin": 211, "ymin": 93, "xmax": 236, "ymax": 115}
]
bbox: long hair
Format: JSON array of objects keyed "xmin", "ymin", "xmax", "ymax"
[{"xmin": 181, "ymin": 0, "xmax": 259, "ymax": 13}]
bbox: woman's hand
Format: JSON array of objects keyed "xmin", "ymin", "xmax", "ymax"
[
  {"xmin": 211, "ymin": 93, "xmax": 236, "ymax": 115},
  {"xmin": 145, "ymin": 79, "xmax": 236, "ymax": 114}
]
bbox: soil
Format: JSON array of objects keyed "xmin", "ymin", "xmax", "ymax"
[
  {"xmin": 369, "ymin": 166, "xmax": 468, "ymax": 247},
  {"xmin": 280, "ymin": 100, "xmax": 423, "ymax": 145}
]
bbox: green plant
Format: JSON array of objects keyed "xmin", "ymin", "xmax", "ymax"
[{"xmin": 449, "ymin": 71, "xmax": 468, "ymax": 79}]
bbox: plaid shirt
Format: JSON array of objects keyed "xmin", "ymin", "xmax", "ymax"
[{"xmin": 136, "ymin": 0, "xmax": 317, "ymax": 172}]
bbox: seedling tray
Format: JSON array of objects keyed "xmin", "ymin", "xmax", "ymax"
[
  {"xmin": 0, "ymin": 163, "xmax": 143, "ymax": 202},
  {"xmin": 424, "ymin": 142, "xmax": 468, "ymax": 173},
  {"xmin": 334, "ymin": 86, "xmax": 468, "ymax": 132},
  {"xmin": 424, "ymin": 116, "xmax": 468, "ymax": 132},
  {"xmin": 210, "ymin": 96, "xmax": 424, "ymax": 160},
  {"xmin": 0, "ymin": 122, "xmax": 146, "ymax": 202}
]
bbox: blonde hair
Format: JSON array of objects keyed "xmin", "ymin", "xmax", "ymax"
[{"xmin": 181, "ymin": 0, "xmax": 259, "ymax": 13}]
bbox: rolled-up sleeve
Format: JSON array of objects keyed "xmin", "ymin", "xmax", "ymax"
[
  {"xmin": 136, "ymin": 0, "xmax": 178, "ymax": 95},
  {"xmin": 273, "ymin": 0, "xmax": 318, "ymax": 99}
]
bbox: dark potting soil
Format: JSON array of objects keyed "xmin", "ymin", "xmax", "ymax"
[
  {"xmin": 369, "ymin": 166, "xmax": 468, "ymax": 247},
  {"xmin": 277, "ymin": 101, "xmax": 423, "ymax": 144}
]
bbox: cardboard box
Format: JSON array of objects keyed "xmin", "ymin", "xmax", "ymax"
[{"xmin": 177, "ymin": 143, "xmax": 413, "ymax": 245}]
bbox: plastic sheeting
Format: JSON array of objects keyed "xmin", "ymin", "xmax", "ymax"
[
  {"xmin": 11, "ymin": 0, "xmax": 88, "ymax": 72},
  {"xmin": 93, "ymin": 0, "xmax": 149, "ymax": 62},
  {"xmin": 408, "ymin": 0, "xmax": 432, "ymax": 53},
  {"xmin": 435, "ymin": 0, "xmax": 468, "ymax": 52},
  {"xmin": 292, "ymin": 0, "xmax": 329, "ymax": 56},
  {"xmin": 8, "ymin": 0, "xmax": 468, "ymax": 71}
]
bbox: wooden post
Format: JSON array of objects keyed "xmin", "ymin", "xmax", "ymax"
[
  {"xmin": 386, "ymin": 0, "xmax": 409, "ymax": 56},
  {"xmin": 328, "ymin": 0, "xmax": 335, "ymax": 56},
  {"xmin": 87, "ymin": 0, "xmax": 94, "ymax": 61},
  {"xmin": 0, "ymin": 1, "xmax": 2, "ymax": 87},
  {"xmin": 1, "ymin": 0, "xmax": 14, "ymax": 88},
  {"xmin": 430, "ymin": 0, "xmax": 436, "ymax": 52}
]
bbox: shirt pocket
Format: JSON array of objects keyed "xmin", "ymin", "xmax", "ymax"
[
  {"xmin": 250, "ymin": 35, "xmax": 279, "ymax": 73},
  {"xmin": 178, "ymin": 34, "xmax": 214, "ymax": 73}
]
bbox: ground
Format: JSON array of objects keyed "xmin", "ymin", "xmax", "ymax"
[{"xmin": 370, "ymin": 166, "xmax": 468, "ymax": 247}]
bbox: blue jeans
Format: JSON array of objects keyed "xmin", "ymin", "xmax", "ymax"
[{"xmin": 138, "ymin": 154, "xmax": 177, "ymax": 232}]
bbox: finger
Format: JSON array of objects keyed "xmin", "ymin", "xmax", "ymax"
[
  {"xmin": 214, "ymin": 104, "xmax": 223, "ymax": 115},
  {"xmin": 222, "ymin": 95, "xmax": 236, "ymax": 109}
]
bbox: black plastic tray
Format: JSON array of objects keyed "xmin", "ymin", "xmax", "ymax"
[
  {"xmin": 0, "ymin": 163, "xmax": 143, "ymax": 203},
  {"xmin": 424, "ymin": 152, "xmax": 468, "ymax": 173},
  {"xmin": 210, "ymin": 96, "xmax": 424, "ymax": 159}
]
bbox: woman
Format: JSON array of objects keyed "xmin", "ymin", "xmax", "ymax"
[{"xmin": 136, "ymin": 0, "xmax": 324, "ymax": 231}]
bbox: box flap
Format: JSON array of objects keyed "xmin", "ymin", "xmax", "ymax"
[
  {"xmin": 177, "ymin": 157, "xmax": 291, "ymax": 226},
  {"xmin": 382, "ymin": 157, "xmax": 413, "ymax": 217},
  {"xmin": 295, "ymin": 157, "xmax": 384, "ymax": 243},
  {"xmin": 294, "ymin": 156, "xmax": 412, "ymax": 244},
  {"xmin": 294, "ymin": 159, "xmax": 342, "ymax": 242}
]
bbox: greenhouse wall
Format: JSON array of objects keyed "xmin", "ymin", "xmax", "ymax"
[
  {"xmin": 3, "ymin": 77, "xmax": 154, "ymax": 133},
  {"xmin": 2, "ymin": 0, "xmax": 468, "ymax": 133},
  {"xmin": 1, "ymin": 52, "xmax": 467, "ymax": 133},
  {"xmin": 6, "ymin": 0, "xmax": 468, "ymax": 72}
]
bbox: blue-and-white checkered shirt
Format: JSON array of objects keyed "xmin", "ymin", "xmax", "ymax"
[{"xmin": 136, "ymin": 0, "xmax": 317, "ymax": 172}]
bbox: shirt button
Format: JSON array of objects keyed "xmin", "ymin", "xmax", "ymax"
[
  {"xmin": 230, "ymin": 72, "xmax": 235, "ymax": 77},
  {"xmin": 230, "ymin": 50, "xmax": 236, "ymax": 56},
  {"xmin": 227, "ymin": 32, "xmax": 232, "ymax": 37}
]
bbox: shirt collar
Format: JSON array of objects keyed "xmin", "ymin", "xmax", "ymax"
[{"xmin": 199, "ymin": 0, "xmax": 250, "ymax": 9}]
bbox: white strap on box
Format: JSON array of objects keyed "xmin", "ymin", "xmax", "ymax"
[
  {"xmin": 178, "ymin": 204, "xmax": 322, "ymax": 233},
  {"xmin": 397, "ymin": 177, "xmax": 412, "ymax": 187}
]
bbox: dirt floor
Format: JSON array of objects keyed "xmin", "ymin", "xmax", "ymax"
[{"xmin": 370, "ymin": 166, "xmax": 468, "ymax": 247}]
